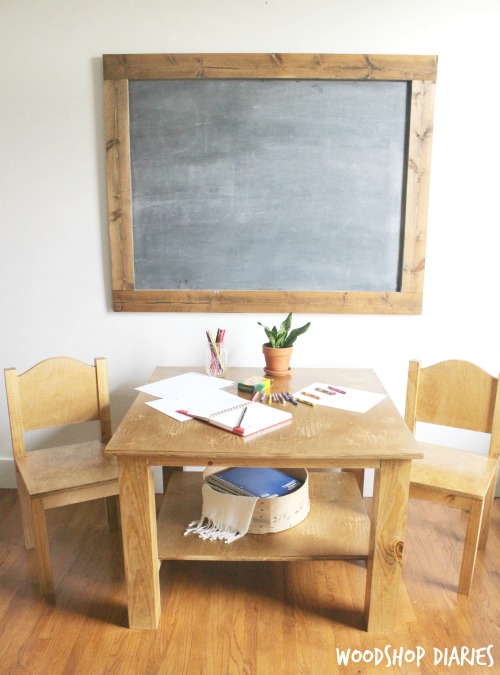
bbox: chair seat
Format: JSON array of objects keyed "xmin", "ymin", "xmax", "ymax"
[
  {"xmin": 411, "ymin": 442, "xmax": 497, "ymax": 500},
  {"xmin": 16, "ymin": 441, "xmax": 118, "ymax": 498}
]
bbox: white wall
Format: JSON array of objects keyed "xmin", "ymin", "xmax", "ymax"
[{"xmin": 1, "ymin": 0, "xmax": 499, "ymax": 492}]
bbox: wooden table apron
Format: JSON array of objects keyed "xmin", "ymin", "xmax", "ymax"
[{"xmin": 105, "ymin": 367, "xmax": 420, "ymax": 632}]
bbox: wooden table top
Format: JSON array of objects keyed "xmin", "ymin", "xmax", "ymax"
[{"xmin": 105, "ymin": 366, "xmax": 421, "ymax": 468}]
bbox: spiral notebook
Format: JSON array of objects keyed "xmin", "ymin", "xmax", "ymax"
[
  {"xmin": 206, "ymin": 467, "xmax": 303, "ymax": 497},
  {"xmin": 177, "ymin": 389, "xmax": 292, "ymax": 437}
]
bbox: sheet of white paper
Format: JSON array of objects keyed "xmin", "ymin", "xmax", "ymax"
[
  {"xmin": 146, "ymin": 387, "xmax": 244, "ymax": 422},
  {"xmin": 293, "ymin": 382, "xmax": 386, "ymax": 413},
  {"xmin": 136, "ymin": 371, "xmax": 232, "ymax": 400},
  {"xmin": 146, "ymin": 398, "xmax": 192, "ymax": 422}
]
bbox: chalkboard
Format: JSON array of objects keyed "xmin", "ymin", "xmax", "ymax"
[
  {"xmin": 129, "ymin": 79, "xmax": 408, "ymax": 292},
  {"xmin": 103, "ymin": 54, "xmax": 437, "ymax": 313}
]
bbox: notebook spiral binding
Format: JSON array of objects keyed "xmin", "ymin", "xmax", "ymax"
[{"xmin": 210, "ymin": 401, "xmax": 254, "ymax": 418}]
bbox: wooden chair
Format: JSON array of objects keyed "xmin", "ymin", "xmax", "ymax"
[
  {"xmin": 404, "ymin": 359, "xmax": 500, "ymax": 594},
  {"xmin": 4, "ymin": 357, "xmax": 119, "ymax": 594}
]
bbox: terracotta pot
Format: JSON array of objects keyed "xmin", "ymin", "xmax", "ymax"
[{"xmin": 262, "ymin": 343, "xmax": 293, "ymax": 377}]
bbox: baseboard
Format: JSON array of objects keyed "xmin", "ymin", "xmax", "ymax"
[{"xmin": 0, "ymin": 458, "xmax": 16, "ymax": 488}]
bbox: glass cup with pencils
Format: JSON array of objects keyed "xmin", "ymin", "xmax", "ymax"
[{"xmin": 205, "ymin": 329, "xmax": 228, "ymax": 377}]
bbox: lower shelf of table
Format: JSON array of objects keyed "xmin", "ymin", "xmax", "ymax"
[{"xmin": 157, "ymin": 470, "xmax": 371, "ymax": 561}]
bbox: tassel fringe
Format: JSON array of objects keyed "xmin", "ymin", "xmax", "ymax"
[{"xmin": 184, "ymin": 517, "xmax": 244, "ymax": 544}]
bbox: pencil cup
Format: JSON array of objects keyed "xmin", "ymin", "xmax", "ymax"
[{"xmin": 205, "ymin": 342, "xmax": 228, "ymax": 377}]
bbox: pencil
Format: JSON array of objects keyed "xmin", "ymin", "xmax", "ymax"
[{"xmin": 237, "ymin": 405, "xmax": 248, "ymax": 426}]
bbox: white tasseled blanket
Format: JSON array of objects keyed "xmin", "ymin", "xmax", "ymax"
[{"xmin": 184, "ymin": 483, "xmax": 258, "ymax": 543}]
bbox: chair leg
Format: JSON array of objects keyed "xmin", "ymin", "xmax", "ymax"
[
  {"xmin": 30, "ymin": 499, "xmax": 54, "ymax": 595},
  {"xmin": 15, "ymin": 468, "xmax": 34, "ymax": 549},
  {"xmin": 457, "ymin": 498, "xmax": 484, "ymax": 595},
  {"xmin": 105, "ymin": 495, "xmax": 119, "ymax": 530},
  {"xmin": 478, "ymin": 469, "xmax": 498, "ymax": 550}
]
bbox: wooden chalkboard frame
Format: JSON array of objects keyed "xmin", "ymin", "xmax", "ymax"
[{"xmin": 103, "ymin": 53, "xmax": 437, "ymax": 314}]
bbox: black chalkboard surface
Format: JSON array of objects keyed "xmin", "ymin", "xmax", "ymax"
[
  {"xmin": 103, "ymin": 54, "xmax": 437, "ymax": 313},
  {"xmin": 129, "ymin": 79, "xmax": 409, "ymax": 292}
]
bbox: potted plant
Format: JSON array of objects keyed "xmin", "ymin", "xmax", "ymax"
[{"xmin": 258, "ymin": 313, "xmax": 311, "ymax": 376}]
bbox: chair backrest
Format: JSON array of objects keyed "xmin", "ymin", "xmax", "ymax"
[
  {"xmin": 404, "ymin": 359, "xmax": 500, "ymax": 460},
  {"xmin": 4, "ymin": 357, "xmax": 111, "ymax": 460}
]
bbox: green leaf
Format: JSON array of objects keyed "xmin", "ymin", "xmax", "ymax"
[
  {"xmin": 279, "ymin": 313, "xmax": 292, "ymax": 336},
  {"xmin": 283, "ymin": 322, "xmax": 311, "ymax": 347},
  {"xmin": 258, "ymin": 314, "xmax": 311, "ymax": 349},
  {"xmin": 258, "ymin": 322, "xmax": 274, "ymax": 346}
]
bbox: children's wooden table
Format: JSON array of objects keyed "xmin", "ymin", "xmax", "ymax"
[{"xmin": 105, "ymin": 367, "xmax": 421, "ymax": 631}]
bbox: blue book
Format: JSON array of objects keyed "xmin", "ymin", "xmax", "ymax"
[{"xmin": 206, "ymin": 467, "xmax": 303, "ymax": 498}]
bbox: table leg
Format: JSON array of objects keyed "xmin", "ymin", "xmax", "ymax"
[
  {"xmin": 364, "ymin": 459, "xmax": 411, "ymax": 632},
  {"xmin": 118, "ymin": 456, "xmax": 161, "ymax": 629}
]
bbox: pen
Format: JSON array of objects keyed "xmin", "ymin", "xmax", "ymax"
[
  {"xmin": 301, "ymin": 391, "xmax": 321, "ymax": 400},
  {"xmin": 237, "ymin": 406, "xmax": 248, "ymax": 427},
  {"xmin": 295, "ymin": 397, "xmax": 316, "ymax": 407},
  {"xmin": 328, "ymin": 386, "xmax": 346, "ymax": 394}
]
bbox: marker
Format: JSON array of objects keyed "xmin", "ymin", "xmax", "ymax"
[
  {"xmin": 328, "ymin": 385, "xmax": 346, "ymax": 394},
  {"xmin": 301, "ymin": 391, "xmax": 320, "ymax": 400},
  {"xmin": 296, "ymin": 397, "xmax": 316, "ymax": 407}
]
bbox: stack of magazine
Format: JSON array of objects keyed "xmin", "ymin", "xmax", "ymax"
[{"xmin": 205, "ymin": 467, "xmax": 303, "ymax": 499}]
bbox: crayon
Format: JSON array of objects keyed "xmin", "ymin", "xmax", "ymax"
[{"xmin": 296, "ymin": 397, "xmax": 316, "ymax": 407}]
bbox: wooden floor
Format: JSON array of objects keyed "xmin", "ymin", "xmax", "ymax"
[{"xmin": 0, "ymin": 489, "xmax": 498, "ymax": 675}]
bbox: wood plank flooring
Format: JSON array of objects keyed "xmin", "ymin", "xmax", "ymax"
[{"xmin": 0, "ymin": 489, "xmax": 498, "ymax": 674}]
